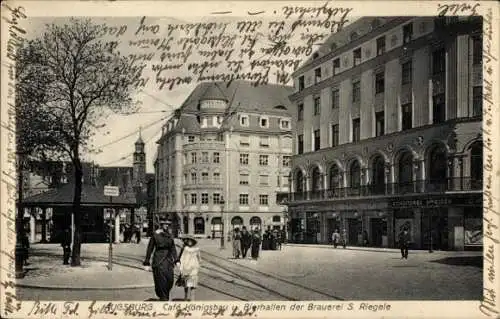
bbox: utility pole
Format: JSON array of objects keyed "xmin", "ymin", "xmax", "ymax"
[{"xmin": 220, "ymin": 197, "xmax": 225, "ymax": 249}]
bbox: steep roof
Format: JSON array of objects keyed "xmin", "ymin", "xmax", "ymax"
[
  {"xmin": 23, "ymin": 183, "xmax": 136, "ymax": 207},
  {"xmin": 179, "ymin": 81, "xmax": 293, "ymax": 114}
]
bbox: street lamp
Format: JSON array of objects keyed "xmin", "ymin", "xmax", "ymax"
[{"xmin": 220, "ymin": 197, "xmax": 225, "ymax": 249}]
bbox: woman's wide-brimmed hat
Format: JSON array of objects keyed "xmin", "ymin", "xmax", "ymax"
[{"xmin": 181, "ymin": 235, "xmax": 198, "ymax": 245}]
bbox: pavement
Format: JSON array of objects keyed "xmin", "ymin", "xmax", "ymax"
[{"xmin": 16, "ymin": 238, "xmax": 483, "ymax": 301}]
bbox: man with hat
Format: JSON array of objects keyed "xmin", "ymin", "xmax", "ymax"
[
  {"xmin": 398, "ymin": 228, "xmax": 411, "ymax": 259},
  {"xmin": 143, "ymin": 220, "xmax": 178, "ymax": 301}
]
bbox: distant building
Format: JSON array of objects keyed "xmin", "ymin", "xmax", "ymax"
[
  {"xmin": 155, "ymin": 80, "xmax": 293, "ymax": 238},
  {"xmin": 287, "ymin": 16, "xmax": 483, "ymax": 250}
]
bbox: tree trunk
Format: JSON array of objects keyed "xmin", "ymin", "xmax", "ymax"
[{"xmin": 71, "ymin": 159, "xmax": 83, "ymax": 266}]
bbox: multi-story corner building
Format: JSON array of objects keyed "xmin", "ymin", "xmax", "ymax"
[
  {"xmin": 287, "ymin": 16, "xmax": 483, "ymax": 250},
  {"xmin": 155, "ymin": 80, "xmax": 293, "ymax": 238}
]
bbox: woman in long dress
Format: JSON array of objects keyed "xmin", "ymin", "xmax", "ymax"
[
  {"xmin": 250, "ymin": 229, "xmax": 261, "ymax": 260},
  {"xmin": 232, "ymin": 228, "xmax": 242, "ymax": 258},
  {"xmin": 143, "ymin": 222, "xmax": 178, "ymax": 301},
  {"xmin": 178, "ymin": 235, "xmax": 201, "ymax": 301}
]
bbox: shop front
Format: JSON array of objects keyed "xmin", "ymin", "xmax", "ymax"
[{"xmin": 390, "ymin": 194, "xmax": 482, "ymax": 251}]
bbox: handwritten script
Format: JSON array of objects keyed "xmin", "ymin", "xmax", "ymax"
[
  {"xmin": 1, "ymin": 3, "xmax": 27, "ymax": 317},
  {"xmin": 478, "ymin": 7, "xmax": 499, "ymax": 319},
  {"xmin": 98, "ymin": 4, "xmax": 352, "ymax": 91}
]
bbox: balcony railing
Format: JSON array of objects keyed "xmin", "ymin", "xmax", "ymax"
[{"xmin": 290, "ymin": 177, "xmax": 482, "ymax": 202}]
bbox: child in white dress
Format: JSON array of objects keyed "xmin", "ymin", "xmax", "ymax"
[{"xmin": 178, "ymin": 236, "xmax": 201, "ymax": 301}]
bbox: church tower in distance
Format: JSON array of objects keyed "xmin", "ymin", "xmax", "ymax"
[{"xmin": 133, "ymin": 128, "xmax": 146, "ymax": 192}]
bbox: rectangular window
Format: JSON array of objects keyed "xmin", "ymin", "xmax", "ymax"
[
  {"xmin": 375, "ymin": 72, "xmax": 385, "ymax": 94},
  {"xmin": 280, "ymin": 119, "xmax": 290, "ymax": 129},
  {"xmin": 259, "ymin": 175, "xmax": 269, "ymax": 186},
  {"xmin": 184, "ymin": 173, "xmax": 188, "ymax": 184},
  {"xmin": 201, "ymin": 193, "xmax": 208, "ymax": 204},
  {"xmin": 352, "ymin": 81, "xmax": 361, "ymax": 102},
  {"xmin": 332, "ymin": 89, "xmax": 340, "ymax": 109},
  {"xmin": 240, "ymin": 115, "xmax": 249, "ymax": 126},
  {"xmin": 188, "ymin": 135, "xmax": 195, "ymax": 143},
  {"xmin": 190, "ymin": 193, "xmax": 197, "ymax": 205},
  {"xmin": 314, "ymin": 68, "xmax": 322, "ymax": 84},
  {"xmin": 184, "ymin": 193, "xmax": 189, "ymax": 206},
  {"xmin": 473, "ymin": 86, "xmax": 482, "ymax": 117},
  {"xmin": 313, "ymin": 96, "xmax": 321, "ymax": 115},
  {"xmin": 331, "ymin": 124, "xmax": 339, "ymax": 147},
  {"xmin": 213, "ymin": 152, "xmax": 220, "ymax": 163},
  {"xmin": 333, "ymin": 58, "xmax": 340, "ymax": 75},
  {"xmin": 202, "ymin": 152, "xmax": 209, "ymax": 163},
  {"xmin": 259, "ymin": 155, "xmax": 269, "ymax": 166},
  {"xmin": 191, "ymin": 152, "xmax": 197, "ymax": 164},
  {"xmin": 352, "ymin": 118, "xmax": 361, "ymax": 142},
  {"xmin": 259, "ymin": 194, "xmax": 269, "ymax": 206},
  {"xmin": 298, "ymin": 103, "xmax": 304, "ymax": 121},
  {"xmin": 433, "ymin": 94, "xmax": 446, "ymax": 124},
  {"xmin": 375, "ymin": 111, "xmax": 385, "ymax": 137},
  {"xmin": 202, "ymin": 172, "xmax": 209, "ymax": 183},
  {"xmin": 432, "ymin": 48, "xmax": 446, "ymax": 75},
  {"xmin": 298, "ymin": 76, "xmax": 305, "ymax": 91},
  {"xmin": 213, "ymin": 193, "xmax": 221, "ymax": 204},
  {"xmin": 260, "ymin": 136, "xmax": 269, "ymax": 147},
  {"xmin": 240, "ymin": 153, "xmax": 249, "ymax": 165},
  {"xmin": 353, "ymin": 48, "xmax": 361, "ymax": 66},
  {"xmin": 473, "ymin": 36, "xmax": 482, "ymax": 65},
  {"xmin": 239, "ymin": 173, "xmax": 249, "ymax": 185},
  {"xmin": 403, "ymin": 23, "xmax": 413, "ymax": 44},
  {"xmin": 298, "ymin": 134, "xmax": 304, "ymax": 154},
  {"xmin": 314, "ymin": 129, "xmax": 321, "ymax": 151},
  {"xmin": 213, "ymin": 172, "xmax": 220, "ymax": 183},
  {"xmin": 239, "ymin": 194, "xmax": 249, "ymax": 205},
  {"xmin": 191, "ymin": 172, "xmax": 197, "ymax": 184},
  {"xmin": 282, "ymin": 156, "xmax": 291, "ymax": 167},
  {"xmin": 260, "ymin": 117, "xmax": 269, "ymax": 128},
  {"xmin": 402, "ymin": 103, "xmax": 412, "ymax": 130},
  {"xmin": 239, "ymin": 134, "xmax": 250, "ymax": 147},
  {"xmin": 402, "ymin": 60, "xmax": 412, "ymax": 85},
  {"xmin": 183, "ymin": 153, "xmax": 188, "ymax": 165},
  {"xmin": 376, "ymin": 36, "xmax": 386, "ymax": 55}
]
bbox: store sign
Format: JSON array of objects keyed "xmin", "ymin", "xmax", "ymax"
[{"xmin": 391, "ymin": 197, "xmax": 481, "ymax": 208}]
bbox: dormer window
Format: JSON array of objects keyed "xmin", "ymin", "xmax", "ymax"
[
  {"xmin": 376, "ymin": 36, "xmax": 386, "ymax": 56},
  {"xmin": 330, "ymin": 42, "xmax": 337, "ymax": 51},
  {"xmin": 403, "ymin": 23, "xmax": 413, "ymax": 44},
  {"xmin": 188, "ymin": 135, "xmax": 195, "ymax": 143},
  {"xmin": 353, "ymin": 48, "xmax": 362, "ymax": 66},
  {"xmin": 333, "ymin": 58, "xmax": 340, "ymax": 75},
  {"xmin": 240, "ymin": 114, "xmax": 249, "ymax": 127},
  {"xmin": 280, "ymin": 119, "xmax": 290, "ymax": 129},
  {"xmin": 298, "ymin": 76, "xmax": 305, "ymax": 91},
  {"xmin": 260, "ymin": 116, "xmax": 269, "ymax": 128},
  {"xmin": 314, "ymin": 68, "xmax": 322, "ymax": 84},
  {"xmin": 350, "ymin": 31, "xmax": 359, "ymax": 41},
  {"xmin": 313, "ymin": 52, "xmax": 319, "ymax": 59}
]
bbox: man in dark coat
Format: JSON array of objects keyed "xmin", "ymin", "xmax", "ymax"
[
  {"xmin": 398, "ymin": 228, "xmax": 411, "ymax": 259},
  {"xmin": 251, "ymin": 229, "xmax": 261, "ymax": 260},
  {"xmin": 143, "ymin": 221, "xmax": 178, "ymax": 301},
  {"xmin": 240, "ymin": 226, "xmax": 252, "ymax": 258},
  {"xmin": 61, "ymin": 228, "xmax": 71, "ymax": 265}
]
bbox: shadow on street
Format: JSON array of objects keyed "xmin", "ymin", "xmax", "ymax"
[{"xmin": 429, "ymin": 256, "xmax": 483, "ymax": 268}]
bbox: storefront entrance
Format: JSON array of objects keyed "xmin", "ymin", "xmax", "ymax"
[
  {"xmin": 370, "ymin": 218, "xmax": 386, "ymax": 247},
  {"xmin": 305, "ymin": 213, "xmax": 320, "ymax": 244},
  {"xmin": 347, "ymin": 218, "xmax": 362, "ymax": 245},
  {"xmin": 421, "ymin": 208, "xmax": 449, "ymax": 251},
  {"xmin": 327, "ymin": 218, "xmax": 341, "ymax": 243}
]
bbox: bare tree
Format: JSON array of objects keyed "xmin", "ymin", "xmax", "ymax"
[{"xmin": 17, "ymin": 18, "xmax": 139, "ymax": 266}]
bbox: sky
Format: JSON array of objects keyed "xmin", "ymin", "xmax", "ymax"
[{"xmin": 20, "ymin": 11, "xmax": 355, "ymax": 172}]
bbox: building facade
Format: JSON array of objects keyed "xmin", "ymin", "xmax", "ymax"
[
  {"xmin": 287, "ymin": 16, "xmax": 483, "ymax": 250},
  {"xmin": 155, "ymin": 81, "xmax": 293, "ymax": 238}
]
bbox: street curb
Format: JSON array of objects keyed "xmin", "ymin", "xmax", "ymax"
[
  {"xmin": 284, "ymin": 244, "xmax": 466, "ymax": 254},
  {"xmin": 16, "ymin": 283, "xmax": 154, "ymax": 290}
]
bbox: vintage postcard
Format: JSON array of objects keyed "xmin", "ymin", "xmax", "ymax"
[{"xmin": 1, "ymin": 0, "xmax": 499, "ymax": 318}]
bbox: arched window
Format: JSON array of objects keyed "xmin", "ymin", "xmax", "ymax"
[
  {"xmin": 371, "ymin": 156, "xmax": 386, "ymax": 194},
  {"xmin": 312, "ymin": 166, "xmax": 322, "ymax": 191},
  {"xmin": 398, "ymin": 152, "xmax": 414, "ymax": 193},
  {"xmin": 350, "ymin": 161, "xmax": 361, "ymax": 188},
  {"xmin": 329, "ymin": 164, "xmax": 340, "ymax": 189},
  {"xmin": 427, "ymin": 146, "xmax": 447, "ymax": 191},
  {"xmin": 210, "ymin": 217, "xmax": 222, "ymax": 237},
  {"xmin": 249, "ymin": 217, "xmax": 262, "ymax": 230},
  {"xmin": 193, "ymin": 217, "xmax": 205, "ymax": 234},
  {"xmin": 470, "ymin": 142, "xmax": 482, "ymax": 189},
  {"xmin": 295, "ymin": 170, "xmax": 304, "ymax": 193},
  {"xmin": 231, "ymin": 216, "xmax": 243, "ymax": 230}
]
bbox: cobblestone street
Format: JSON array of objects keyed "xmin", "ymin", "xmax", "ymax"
[{"xmin": 17, "ymin": 240, "xmax": 482, "ymax": 301}]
